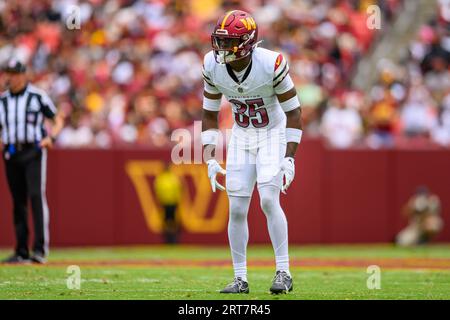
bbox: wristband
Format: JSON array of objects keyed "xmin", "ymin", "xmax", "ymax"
[
  {"xmin": 280, "ymin": 95, "xmax": 300, "ymax": 112},
  {"xmin": 201, "ymin": 130, "xmax": 219, "ymax": 146},
  {"xmin": 286, "ymin": 128, "xmax": 302, "ymax": 144},
  {"xmin": 203, "ymin": 97, "xmax": 221, "ymax": 111}
]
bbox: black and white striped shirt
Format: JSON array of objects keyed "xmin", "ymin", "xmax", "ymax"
[{"xmin": 0, "ymin": 83, "xmax": 57, "ymax": 144}]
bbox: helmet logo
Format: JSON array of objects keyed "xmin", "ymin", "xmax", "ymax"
[
  {"xmin": 211, "ymin": 10, "xmax": 258, "ymax": 64},
  {"xmin": 240, "ymin": 17, "xmax": 256, "ymax": 30}
]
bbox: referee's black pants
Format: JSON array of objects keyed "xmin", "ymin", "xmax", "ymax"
[{"xmin": 3, "ymin": 145, "xmax": 49, "ymax": 258}]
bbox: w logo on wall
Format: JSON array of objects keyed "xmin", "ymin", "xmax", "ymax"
[{"xmin": 126, "ymin": 161, "xmax": 229, "ymax": 234}]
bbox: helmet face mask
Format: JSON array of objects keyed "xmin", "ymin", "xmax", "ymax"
[
  {"xmin": 212, "ymin": 35, "xmax": 241, "ymax": 64},
  {"xmin": 213, "ymin": 36, "xmax": 241, "ymax": 50},
  {"xmin": 215, "ymin": 49, "xmax": 238, "ymax": 64},
  {"xmin": 211, "ymin": 10, "xmax": 258, "ymax": 64}
]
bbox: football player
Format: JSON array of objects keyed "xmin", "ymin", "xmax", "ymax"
[{"xmin": 201, "ymin": 10, "xmax": 302, "ymax": 294}]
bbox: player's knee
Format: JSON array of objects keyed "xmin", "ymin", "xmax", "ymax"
[
  {"xmin": 229, "ymin": 200, "xmax": 248, "ymax": 221},
  {"xmin": 260, "ymin": 193, "xmax": 277, "ymax": 215},
  {"xmin": 229, "ymin": 206, "xmax": 247, "ymax": 221}
]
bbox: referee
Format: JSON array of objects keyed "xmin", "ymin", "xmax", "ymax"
[{"xmin": 0, "ymin": 60, "xmax": 63, "ymax": 264}]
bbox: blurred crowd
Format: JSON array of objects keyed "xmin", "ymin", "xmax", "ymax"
[
  {"xmin": 364, "ymin": 1, "xmax": 450, "ymax": 149},
  {"xmin": 0, "ymin": 0, "xmax": 448, "ymax": 149},
  {"xmin": 319, "ymin": 0, "xmax": 450, "ymax": 149}
]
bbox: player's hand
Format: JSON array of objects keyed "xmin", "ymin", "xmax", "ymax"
[
  {"xmin": 206, "ymin": 159, "xmax": 226, "ymax": 192},
  {"xmin": 279, "ymin": 157, "xmax": 295, "ymax": 194},
  {"xmin": 39, "ymin": 136, "xmax": 54, "ymax": 149}
]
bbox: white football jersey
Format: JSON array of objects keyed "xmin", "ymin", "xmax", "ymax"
[{"xmin": 202, "ymin": 47, "xmax": 297, "ymax": 148}]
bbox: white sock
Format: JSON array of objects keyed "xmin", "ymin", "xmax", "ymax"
[
  {"xmin": 233, "ymin": 262, "xmax": 247, "ymax": 282},
  {"xmin": 276, "ymin": 255, "xmax": 290, "ymax": 276},
  {"xmin": 258, "ymin": 185, "xmax": 290, "ymax": 275},
  {"xmin": 228, "ymin": 196, "xmax": 252, "ymax": 282}
]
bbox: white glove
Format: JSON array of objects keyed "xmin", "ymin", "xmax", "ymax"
[
  {"xmin": 206, "ymin": 159, "xmax": 226, "ymax": 192},
  {"xmin": 279, "ymin": 157, "xmax": 295, "ymax": 194}
]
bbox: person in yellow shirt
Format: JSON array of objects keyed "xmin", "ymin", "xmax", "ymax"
[{"xmin": 154, "ymin": 164, "xmax": 183, "ymax": 244}]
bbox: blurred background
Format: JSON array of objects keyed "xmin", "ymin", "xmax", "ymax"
[
  {"xmin": 0, "ymin": 0, "xmax": 448, "ymax": 149},
  {"xmin": 0, "ymin": 0, "xmax": 449, "ymax": 247}
]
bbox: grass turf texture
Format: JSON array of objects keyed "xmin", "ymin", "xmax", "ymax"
[{"xmin": 0, "ymin": 245, "xmax": 449, "ymax": 300}]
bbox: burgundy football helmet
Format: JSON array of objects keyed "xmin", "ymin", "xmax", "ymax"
[{"xmin": 211, "ymin": 10, "xmax": 259, "ymax": 64}]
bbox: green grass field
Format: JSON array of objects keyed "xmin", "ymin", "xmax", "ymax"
[{"xmin": 0, "ymin": 245, "xmax": 449, "ymax": 300}]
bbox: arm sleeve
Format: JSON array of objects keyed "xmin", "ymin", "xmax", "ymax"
[{"xmin": 39, "ymin": 92, "xmax": 57, "ymax": 119}]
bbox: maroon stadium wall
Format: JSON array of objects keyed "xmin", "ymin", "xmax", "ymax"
[{"xmin": 0, "ymin": 139, "xmax": 449, "ymax": 246}]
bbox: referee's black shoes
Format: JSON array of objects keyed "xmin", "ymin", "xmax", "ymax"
[
  {"xmin": 1, "ymin": 254, "xmax": 31, "ymax": 264},
  {"xmin": 30, "ymin": 253, "xmax": 47, "ymax": 264}
]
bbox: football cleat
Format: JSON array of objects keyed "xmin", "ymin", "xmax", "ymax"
[
  {"xmin": 220, "ymin": 277, "xmax": 249, "ymax": 294},
  {"xmin": 270, "ymin": 271, "xmax": 293, "ymax": 294}
]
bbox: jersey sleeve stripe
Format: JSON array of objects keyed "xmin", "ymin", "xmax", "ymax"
[
  {"xmin": 203, "ymin": 77, "xmax": 216, "ymax": 88},
  {"xmin": 202, "ymin": 72, "xmax": 211, "ymax": 81},
  {"xmin": 273, "ymin": 63, "xmax": 288, "ymax": 81},
  {"xmin": 273, "ymin": 71, "xmax": 290, "ymax": 88},
  {"xmin": 274, "ymin": 66, "xmax": 289, "ymax": 84}
]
